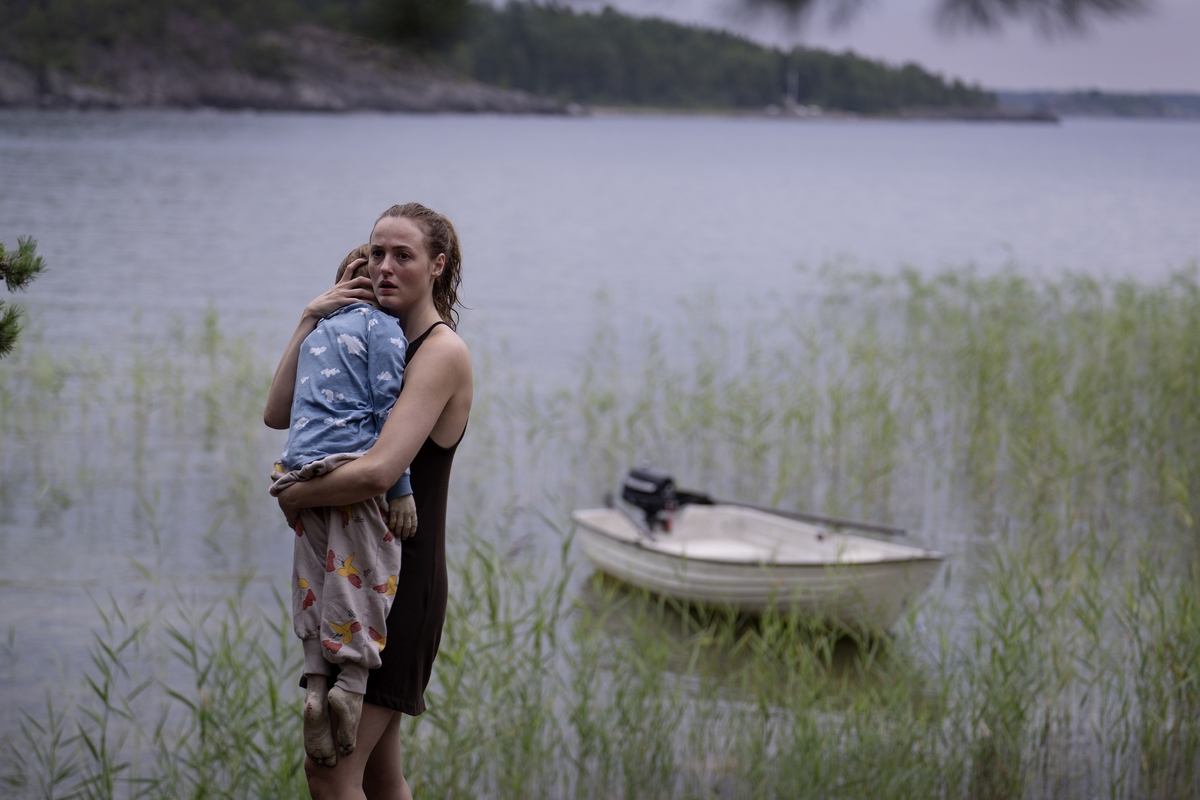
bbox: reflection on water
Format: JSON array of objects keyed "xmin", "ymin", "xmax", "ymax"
[
  {"xmin": 576, "ymin": 572, "xmax": 900, "ymax": 689},
  {"xmin": 2, "ymin": 111, "xmax": 1199, "ymax": 381}
]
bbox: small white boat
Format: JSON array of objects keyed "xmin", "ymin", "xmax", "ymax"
[{"xmin": 572, "ymin": 503, "xmax": 945, "ymax": 630}]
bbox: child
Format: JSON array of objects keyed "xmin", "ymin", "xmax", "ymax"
[{"xmin": 270, "ymin": 245, "xmax": 413, "ymax": 766}]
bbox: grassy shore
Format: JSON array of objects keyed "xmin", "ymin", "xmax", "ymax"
[{"xmin": 1, "ymin": 267, "xmax": 1198, "ymax": 798}]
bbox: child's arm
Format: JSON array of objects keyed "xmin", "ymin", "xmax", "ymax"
[
  {"xmin": 275, "ymin": 332, "xmax": 468, "ymax": 519},
  {"xmin": 264, "ymin": 273, "xmax": 376, "ymax": 429},
  {"xmin": 384, "ymin": 469, "xmax": 417, "ymax": 537},
  {"xmin": 387, "ymin": 470, "xmax": 411, "ymax": 500},
  {"xmin": 371, "ymin": 314, "xmax": 417, "ymax": 537}
]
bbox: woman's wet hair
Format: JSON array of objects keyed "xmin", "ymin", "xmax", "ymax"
[{"xmin": 375, "ymin": 203, "xmax": 464, "ymax": 330}]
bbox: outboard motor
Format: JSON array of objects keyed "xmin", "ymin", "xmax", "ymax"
[
  {"xmin": 622, "ymin": 467, "xmax": 677, "ymax": 528},
  {"xmin": 622, "ymin": 468, "xmax": 714, "ymax": 530}
]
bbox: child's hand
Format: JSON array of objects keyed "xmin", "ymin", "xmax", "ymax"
[{"xmin": 389, "ymin": 495, "xmax": 418, "ymax": 540}]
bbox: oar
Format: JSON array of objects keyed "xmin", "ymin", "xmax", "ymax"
[
  {"xmin": 604, "ymin": 492, "xmax": 657, "ymax": 541},
  {"xmin": 685, "ymin": 492, "xmax": 907, "ymax": 537}
]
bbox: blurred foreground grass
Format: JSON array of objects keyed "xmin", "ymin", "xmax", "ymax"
[{"xmin": 1, "ymin": 267, "xmax": 1198, "ymax": 799}]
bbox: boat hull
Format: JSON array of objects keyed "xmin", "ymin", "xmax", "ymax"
[{"xmin": 573, "ymin": 506, "xmax": 943, "ymax": 630}]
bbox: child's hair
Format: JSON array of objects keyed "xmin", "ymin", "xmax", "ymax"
[{"xmin": 339, "ymin": 243, "xmax": 372, "ymax": 282}]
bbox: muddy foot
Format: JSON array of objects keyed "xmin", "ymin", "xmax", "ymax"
[
  {"xmin": 327, "ymin": 684, "xmax": 364, "ymax": 757},
  {"xmin": 303, "ymin": 675, "xmax": 338, "ymax": 768}
]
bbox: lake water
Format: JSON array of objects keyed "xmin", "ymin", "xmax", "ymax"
[
  {"xmin": 3, "ymin": 111, "xmax": 1198, "ymax": 377},
  {"xmin": 1, "ymin": 111, "xmax": 1198, "ymax": 728}
]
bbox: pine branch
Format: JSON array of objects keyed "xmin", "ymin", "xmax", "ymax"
[
  {"xmin": 0, "ymin": 301, "xmax": 22, "ymax": 359},
  {"xmin": 0, "ymin": 236, "xmax": 44, "ymax": 359},
  {"xmin": 0, "ymin": 236, "xmax": 47, "ymax": 292}
]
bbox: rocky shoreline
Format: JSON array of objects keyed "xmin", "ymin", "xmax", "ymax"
[
  {"xmin": 0, "ymin": 22, "xmax": 564, "ymax": 114},
  {"xmin": 0, "ymin": 18, "xmax": 1061, "ymax": 122}
]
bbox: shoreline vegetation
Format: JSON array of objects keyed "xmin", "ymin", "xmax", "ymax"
[
  {"xmin": 998, "ymin": 90, "xmax": 1200, "ymax": 120},
  {"xmin": 0, "ymin": 0, "xmax": 1063, "ymax": 119},
  {"xmin": 2, "ymin": 266, "xmax": 1198, "ymax": 797},
  {"xmin": 583, "ymin": 105, "xmax": 1058, "ymax": 122}
]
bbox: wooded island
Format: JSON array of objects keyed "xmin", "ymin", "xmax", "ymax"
[{"xmin": 0, "ymin": 0, "xmax": 1002, "ymax": 115}]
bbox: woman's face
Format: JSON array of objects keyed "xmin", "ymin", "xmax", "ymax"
[{"xmin": 367, "ymin": 216, "xmax": 445, "ymax": 315}]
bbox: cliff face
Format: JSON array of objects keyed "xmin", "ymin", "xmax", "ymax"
[{"xmin": 0, "ymin": 20, "xmax": 563, "ymax": 113}]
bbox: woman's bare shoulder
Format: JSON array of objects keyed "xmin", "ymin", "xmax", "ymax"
[
  {"xmin": 408, "ymin": 325, "xmax": 472, "ymax": 381},
  {"xmin": 407, "ymin": 325, "xmax": 472, "ymax": 445},
  {"xmin": 427, "ymin": 325, "xmax": 470, "ymax": 361}
]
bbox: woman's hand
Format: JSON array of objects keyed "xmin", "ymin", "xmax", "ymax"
[
  {"xmin": 389, "ymin": 495, "xmax": 418, "ymax": 540},
  {"xmin": 335, "ymin": 255, "xmax": 367, "ymax": 284},
  {"xmin": 277, "ymin": 486, "xmax": 301, "ymax": 529},
  {"xmin": 302, "ymin": 264, "xmax": 375, "ymax": 321}
]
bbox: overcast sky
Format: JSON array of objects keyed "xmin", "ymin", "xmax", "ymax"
[{"xmin": 567, "ymin": 0, "xmax": 1200, "ymax": 92}]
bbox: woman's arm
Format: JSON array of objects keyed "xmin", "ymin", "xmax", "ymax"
[
  {"xmin": 276, "ymin": 332, "xmax": 471, "ymax": 517},
  {"xmin": 263, "ymin": 268, "xmax": 377, "ymax": 429}
]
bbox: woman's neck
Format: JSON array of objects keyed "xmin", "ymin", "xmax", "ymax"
[{"xmin": 395, "ymin": 298, "xmax": 444, "ymax": 343}]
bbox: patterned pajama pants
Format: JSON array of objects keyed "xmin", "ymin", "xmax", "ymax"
[{"xmin": 271, "ymin": 454, "xmax": 403, "ymax": 695}]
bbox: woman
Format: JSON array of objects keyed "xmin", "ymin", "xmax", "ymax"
[{"xmin": 265, "ymin": 203, "xmax": 473, "ymax": 800}]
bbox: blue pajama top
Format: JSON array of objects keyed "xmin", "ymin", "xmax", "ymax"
[{"xmin": 280, "ymin": 302, "xmax": 411, "ymax": 499}]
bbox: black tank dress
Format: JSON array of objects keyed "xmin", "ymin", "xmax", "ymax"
[{"xmin": 363, "ymin": 320, "xmax": 462, "ymax": 716}]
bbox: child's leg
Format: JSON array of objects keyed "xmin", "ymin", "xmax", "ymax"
[
  {"xmin": 320, "ymin": 495, "xmax": 402, "ymax": 755},
  {"xmin": 278, "ymin": 453, "xmax": 367, "ymax": 680},
  {"xmin": 292, "ymin": 506, "xmax": 333, "ymax": 677},
  {"xmin": 292, "ymin": 506, "xmax": 339, "ymax": 767},
  {"xmin": 275, "ymin": 455, "xmax": 372, "ymax": 767},
  {"xmin": 302, "ymin": 675, "xmax": 337, "ymax": 768}
]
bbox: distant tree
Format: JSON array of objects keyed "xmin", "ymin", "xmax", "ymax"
[
  {"xmin": 0, "ymin": 0, "xmax": 313, "ymax": 71},
  {"xmin": 454, "ymin": 3, "xmax": 993, "ymax": 111},
  {"xmin": 0, "ymin": 237, "xmax": 46, "ymax": 359},
  {"xmin": 741, "ymin": 0, "xmax": 1148, "ymax": 35},
  {"xmin": 367, "ymin": 0, "xmax": 477, "ymax": 51}
]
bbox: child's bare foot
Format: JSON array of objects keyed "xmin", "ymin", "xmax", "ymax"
[
  {"xmin": 303, "ymin": 675, "xmax": 338, "ymax": 767},
  {"xmin": 327, "ymin": 684, "xmax": 365, "ymax": 757}
]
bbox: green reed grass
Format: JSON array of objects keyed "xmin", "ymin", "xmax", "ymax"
[
  {"xmin": 3, "ymin": 591, "xmax": 307, "ymax": 800},
  {"xmin": 3, "ymin": 267, "xmax": 1199, "ymax": 798}
]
